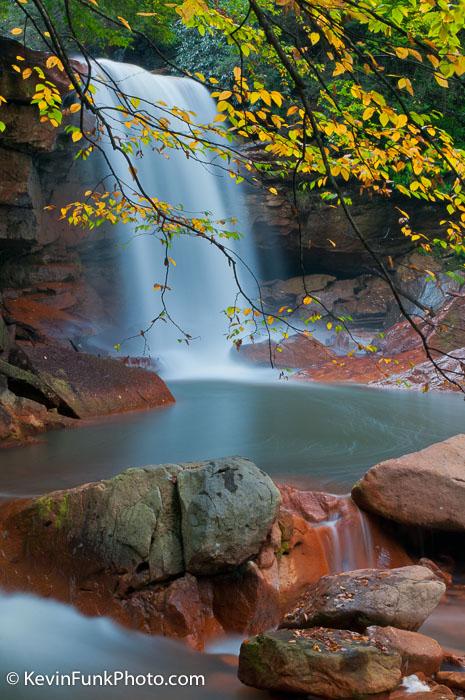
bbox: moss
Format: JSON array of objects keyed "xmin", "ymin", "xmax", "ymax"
[{"xmin": 35, "ymin": 493, "xmax": 70, "ymax": 529}]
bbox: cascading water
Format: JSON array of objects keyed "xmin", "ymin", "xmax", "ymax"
[{"xmin": 90, "ymin": 60, "xmax": 258, "ymax": 379}]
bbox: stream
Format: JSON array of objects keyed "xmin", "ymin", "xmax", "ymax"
[{"xmin": 0, "ymin": 379, "xmax": 464, "ymax": 699}]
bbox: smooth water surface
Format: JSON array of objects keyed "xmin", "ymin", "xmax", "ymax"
[{"xmin": 0, "ymin": 379, "xmax": 463, "ymax": 498}]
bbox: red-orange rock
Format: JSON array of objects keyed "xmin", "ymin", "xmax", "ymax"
[
  {"xmin": 435, "ymin": 672, "xmax": 465, "ymax": 692},
  {"xmin": 239, "ymin": 333, "xmax": 336, "ymax": 369},
  {"xmin": 368, "ymin": 626, "xmax": 443, "ymax": 676},
  {"xmin": 352, "ymin": 434, "xmax": 465, "ymax": 532}
]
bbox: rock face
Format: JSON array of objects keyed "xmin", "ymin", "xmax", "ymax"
[
  {"xmin": 177, "ymin": 457, "xmax": 281, "ymax": 574},
  {"xmin": 367, "ymin": 626, "xmax": 443, "ymax": 676},
  {"xmin": 281, "ymin": 566, "xmax": 445, "ymax": 632},
  {"xmin": 22, "ymin": 457, "xmax": 281, "ymax": 587},
  {"xmin": 238, "ymin": 628, "xmax": 402, "ymax": 697},
  {"xmin": 239, "ymin": 333, "xmax": 336, "ymax": 369},
  {"xmin": 352, "ymin": 435, "xmax": 465, "ymax": 531}
]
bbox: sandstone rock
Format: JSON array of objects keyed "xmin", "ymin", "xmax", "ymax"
[
  {"xmin": 429, "ymin": 296, "xmax": 465, "ymax": 354},
  {"xmin": 0, "ymin": 148, "xmax": 42, "ymax": 209},
  {"xmin": 238, "ymin": 628, "xmax": 402, "ymax": 697},
  {"xmin": 435, "ymin": 672, "xmax": 465, "ymax": 691},
  {"xmin": 262, "ymin": 274, "xmax": 336, "ymax": 304},
  {"xmin": 239, "ymin": 333, "xmax": 336, "ymax": 369},
  {"xmin": 123, "ymin": 573, "xmax": 223, "ymax": 648},
  {"xmin": 212, "ymin": 561, "xmax": 281, "ymax": 634},
  {"xmin": 12, "ymin": 343, "xmax": 174, "ymax": 419},
  {"xmin": 0, "ymin": 105, "xmax": 58, "ymax": 153},
  {"xmin": 0, "ymin": 37, "xmax": 81, "ymax": 103},
  {"xmin": 177, "ymin": 457, "xmax": 281, "ymax": 574},
  {"xmin": 352, "ymin": 435, "xmax": 465, "ymax": 531},
  {"xmin": 281, "ymin": 566, "xmax": 445, "ymax": 632},
  {"xmin": 278, "ymin": 484, "xmax": 339, "ymax": 523},
  {"xmin": 367, "ymin": 626, "xmax": 443, "ymax": 676}
]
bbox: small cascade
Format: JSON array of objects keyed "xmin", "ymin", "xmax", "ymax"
[
  {"xmin": 90, "ymin": 60, "xmax": 258, "ymax": 378},
  {"xmin": 314, "ymin": 496, "xmax": 411, "ymax": 574}
]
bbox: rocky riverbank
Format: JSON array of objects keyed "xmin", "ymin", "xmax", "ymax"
[{"xmin": 0, "ymin": 435, "xmax": 464, "ymax": 696}]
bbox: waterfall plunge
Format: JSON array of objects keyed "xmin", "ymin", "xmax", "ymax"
[{"xmin": 92, "ymin": 60, "xmax": 257, "ymax": 379}]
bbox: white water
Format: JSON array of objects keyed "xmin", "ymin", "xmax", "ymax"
[{"xmin": 91, "ymin": 60, "xmax": 258, "ymax": 379}]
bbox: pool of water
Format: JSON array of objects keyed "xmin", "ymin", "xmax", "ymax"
[
  {"xmin": 0, "ymin": 378, "xmax": 463, "ymax": 498},
  {"xmin": 0, "ymin": 378, "xmax": 464, "ymax": 698}
]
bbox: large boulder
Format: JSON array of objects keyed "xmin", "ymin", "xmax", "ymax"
[
  {"xmin": 28, "ymin": 466, "xmax": 185, "ymax": 587},
  {"xmin": 19, "ymin": 457, "xmax": 280, "ymax": 586},
  {"xmin": 281, "ymin": 566, "xmax": 445, "ymax": 632},
  {"xmin": 352, "ymin": 435, "xmax": 465, "ymax": 531},
  {"xmin": 238, "ymin": 628, "xmax": 402, "ymax": 697},
  {"xmin": 177, "ymin": 457, "xmax": 281, "ymax": 574}
]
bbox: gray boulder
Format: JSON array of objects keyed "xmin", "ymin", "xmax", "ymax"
[
  {"xmin": 24, "ymin": 456, "xmax": 280, "ymax": 585},
  {"xmin": 177, "ymin": 456, "xmax": 281, "ymax": 574},
  {"xmin": 238, "ymin": 628, "xmax": 402, "ymax": 698},
  {"xmin": 32, "ymin": 465, "xmax": 185, "ymax": 587},
  {"xmin": 281, "ymin": 566, "xmax": 445, "ymax": 632}
]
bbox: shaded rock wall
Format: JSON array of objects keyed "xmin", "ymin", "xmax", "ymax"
[{"xmin": 0, "ymin": 38, "xmax": 173, "ymax": 445}]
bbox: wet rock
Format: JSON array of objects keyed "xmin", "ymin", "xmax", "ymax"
[
  {"xmin": 0, "ymin": 37, "xmax": 82, "ymax": 103},
  {"xmin": 262, "ymin": 274, "xmax": 336, "ymax": 305},
  {"xmin": 0, "ymin": 104, "xmax": 58, "ymax": 153},
  {"xmin": 124, "ymin": 573, "xmax": 223, "ymax": 648},
  {"xmin": 177, "ymin": 457, "xmax": 281, "ymax": 575},
  {"xmin": 0, "ymin": 148, "xmax": 42, "ymax": 209},
  {"xmin": 390, "ymin": 675, "xmax": 455, "ymax": 700},
  {"xmin": 278, "ymin": 484, "xmax": 339, "ymax": 523},
  {"xmin": 367, "ymin": 626, "xmax": 443, "ymax": 676},
  {"xmin": 429, "ymin": 296, "xmax": 465, "ymax": 354},
  {"xmin": 212, "ymin": 561, "xmax": 281, "ymax": 634},
  {"xmin": 25, "ymin": 466, "xmax": 185, "ymax": 587},
  {"xmin": 9, "ymin": 343, "xmax": 174, "ymax": 419},
  {"xmin": 238, "ymin": 627, "xmax": 402, "ymax": 697},
  {"xmin": 435, "ymin": 672, "xmax": 465, "ymax": 692},
  {"xmin": 18, "ymin": 457, "xmax": 280, "ymax": 587},
  {"xmin": 239, "ymin": 333, "xmax": 336, "ymax": 369},
  {"xmin": 352, "ymin": 435, "xmax": 465, "ymax": 531},
  {"xmin": 281, "ymin": 566, "xmax": 445, "ymax": 632}
]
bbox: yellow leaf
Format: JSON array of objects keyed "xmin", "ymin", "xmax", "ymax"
[
  {"xmin": 310, "ymin": 32, "xmax": 320, "ymax": 45},
  {"xmin": 22, "ymin": 68, "xmax": 32, "ymax": 79},
  {"xmin": 303, "ymin": 296, "xmax": 312, "ymax": 305},
  {"xmin": 362, "ymin": 107, "xmax": 375, "ymax": 121},
  {"xmin": 327, "ymin": 321, "xmax": 333, "ymax": 330},
  {"xmin": 69, "ymin": 102, "xmax": 81, "ymax": 113},
  {"xmin": 396, "ymin": 114, "xmax": 408, "ymax": 128},
  {"xmin": 71, "ymin": 130, "xmax": 83, "ymax": 143},
  {"xmin": 379, "ymin": 111, "xmax": 389, "ymax": 127},
  {"xmin": 233, "ymin": 66, "xmax": 242, "ymax": 82},
  {"xmin": 10, "ymin": 28, "xmax": 23, "ymax": 36},
  {"xmin": 434, "ymin": 73, "xmax": 448, "ymax": 88},
  {"xmin": 168, "ymin": 256, "xmax": 176, "ymax": 267},
  {"xmin": 395, "ymin": 46, "xmax": 409, "ymax": 59},
  {"xmin": 269, "ymin": 187, "xmax": 278, "ymax": 196},
  {"xmin": 117, "ymin": 16, "xmax": 132, "ymax": 31}
]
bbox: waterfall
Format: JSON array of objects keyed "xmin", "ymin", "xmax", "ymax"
[{"xmin": 91, "ymin": 60, "xmax": 257, "ymax": 378}]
